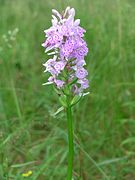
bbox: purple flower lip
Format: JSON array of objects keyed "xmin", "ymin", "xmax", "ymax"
[
  {"xmin": 54, "ymin": 79, "xmax": 65, "ymax": 89},
  {"xmin": 75, "ymin": 68, "xmax": 88, "ymax": 79}
]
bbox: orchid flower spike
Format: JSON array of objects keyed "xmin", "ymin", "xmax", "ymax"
[
  {"xmin": 42, "ymin": 7, "xmax": 90, "ymax": 180},
  {"xmin": 42, "ymin": 7, "xmax": 89, "ymax": 102}
]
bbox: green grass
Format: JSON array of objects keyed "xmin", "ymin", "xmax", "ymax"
[{"xmin": 0, "ymin": 0, "xmax": 135, "ymax": 179}]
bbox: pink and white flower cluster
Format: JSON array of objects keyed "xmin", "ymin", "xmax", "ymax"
[{"xmin": 42, "ymin": 7, "xmax": 89, "ymax": 95}]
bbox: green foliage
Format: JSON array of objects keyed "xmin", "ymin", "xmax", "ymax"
[
  {"xmin": 0, "ymin": 0, "xmax": 135, "ymax": 179},
  {"xmin": 59, "ymin": 95, "xmax": 67, "ymax": 107}
]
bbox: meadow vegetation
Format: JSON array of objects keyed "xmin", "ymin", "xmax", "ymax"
[{"xmin": 0, "ymin": 0, "xmax": 135, "ymax": 179}]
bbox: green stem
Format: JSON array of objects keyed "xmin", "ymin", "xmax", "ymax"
[{"xmin": 66, "ymin": 103, "xmax": 74, "ymax": 180}]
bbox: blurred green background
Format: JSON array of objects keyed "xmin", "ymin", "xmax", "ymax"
[{"xmin": 0, "ymin": 0, "xmax": 135, "ymax": 179}]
